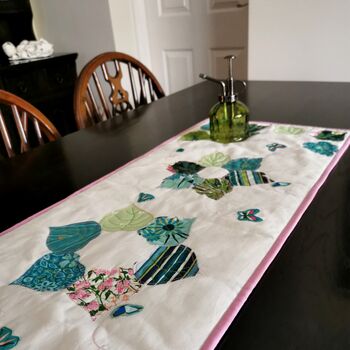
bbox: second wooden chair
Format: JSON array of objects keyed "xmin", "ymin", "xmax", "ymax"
[
  {"xmin": 74, "ymin": 52, "xmax": 165, "ymax": 129},
  {"xmin": 0, "ymin": 89, "xmax": 60, "ymax": 158}
]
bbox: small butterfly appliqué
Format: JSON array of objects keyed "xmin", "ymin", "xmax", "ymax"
[{"xmin": 237, "ymin": 209, "xmax": 263, "ymax": 222}]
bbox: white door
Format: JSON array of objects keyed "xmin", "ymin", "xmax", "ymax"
[{"xmin": 140, "ymin": 0, "xmax": 248, "ymax": 94}]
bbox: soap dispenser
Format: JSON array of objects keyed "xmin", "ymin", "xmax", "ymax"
[{"xmin": 199, "ymin": 55, "xmax": 249, "ymax": 143}]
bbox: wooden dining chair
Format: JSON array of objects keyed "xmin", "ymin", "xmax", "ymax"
[
  {"xmin": 0, "ymin": 89, "xmax": 60, "ymax": 158},
  {"xmin": 74, "ymin": 52, "xmax": 165, "ymax": 129}
]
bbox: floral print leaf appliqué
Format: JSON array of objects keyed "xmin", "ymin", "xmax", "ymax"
[
  {"xmin": 67, "ymin": 267, "xmax": 141, "ymax": 320},
  {"xmin": 11, "ymin": 252, "xmax": 85, "ymax": 292},
  {"xmin": 137, "ymin": 192, "xmax": 155, "ymax": 203},
  {"xmin": 198, "ymin": 152, "xmax": 231, "ymax": 167},
  {"xmin": 237, "ymin": 209, "xmax": 263, "ymax": 222},
  {"xmin": 222, "ymin": 157, "xmax": 263, "ymax": 171},
  {"xmin": 46, "ymin": 221, "xmax": 101, "ymax": 254},
  {"xmin": 134, "ymin": 245, "xmax": 199, "ymax": 285},
  {"xmin": 0, "ymin": 327, "xmax": 20, "ymax": 349},
  {"xmin": 193, "ymin": 178, "xmax": 232, "ymax": 200},
  {"xmin": 314, "ymin": 130, "xmax": 346, "ymax": 141},
  {"xmin": 138, "ymin": 217, "xmax": 195, "ymax": 246},
  {"xmin": 100, "ymin": 204, "xmax": 154, "ymax": 232},
  {"xmin": 274, "ymin": 125, "xmax": 305, "ymax": 135},
  {"xmin": 266, "ymin": 143, "xmax": 287, "ymax": 152},
  {"xmin": 303, "ymin": 141, "xmax": 338, "ymax": 157}
]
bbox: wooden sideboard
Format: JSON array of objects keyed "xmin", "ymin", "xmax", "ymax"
[
  {"xmin": 0, "ymin": 0, "xmax": 78, "ymax": 135},
  {"xmin": 0, "ymin": 53, "xmax": 78, "ymax": 135}
]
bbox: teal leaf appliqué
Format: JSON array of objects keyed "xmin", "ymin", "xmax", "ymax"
[
  {"xmin": 160, "ymin": 173, "xmax": 204, "ymax": 189},
  {"xmin": 46, "ymin": 221, "xmax": 101, "ymax": 254},
  {"xmin": 303, "ymin": 141, "xmax": 338, "ymax": 156},
  {"xmin": 137, "ymin": 192, "xmax": 155, "ymax": 203},
  {"xmin": 222, "ymin": 157, "xmax": 263, "ymax": 171}
]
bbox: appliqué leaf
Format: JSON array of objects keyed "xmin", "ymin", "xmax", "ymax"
[
  {"xmin": 67, "ymin": 267, "xmax": 141, "ymax": 320},
  {"xmin": 100, "ymin": 204, "xmax": 154, "ymax": 232},
  {"xmin": 138, "ymin": 217, "xmax": 195, "ymax": 246},
  {"xmin": 222, "ymin": 157, "xmax": 263, "ymax": 171},
  {"xmin": 248, "ymin": 124, "xmax": 268, "ymax": 136},
  {"xmin": 193, "ymin": 178, "xmax": 232, "ymax": 200},
  {"xmin": 11, "ymin": 253, "xmax": 85, "ymax": 292},
  {"xmin": 274, "ymin": 125, "xmax": 305, "ymax": 135},
  {"xmin": 171, "ymin": 161, "xmax": 204, "ymax": 174},
  {"xmin": 198, "ymin": 152, "xmax": 231, "ymax": 167},
  {"xmin": 46, "ymin": 221, "xmax": 101, "ymax": 253},
  {"xmin": 180, "ymin": 131, "xmax": 210, "ymax": 141},
  {"xmin": 111, "ymin": 304, "xmax": 144, "ymax": 318},
  {"xmin": 314, "ymin": 130, "xmax": 346, "ymax": 141},
  {"xmin": 200, "ymin": 123, "xmax": 210, "ymax": 131},
  {"xmin": 135, "ymin": 245, "xmax": 199, "ymax": 285},
  {"xmin": 303, "ymin": 141, "xmax": 338, "ymax": 157},
  {"xmin": 160, "ymin": 173, "xmax": 204, "ymax": 189},
  {"xmin": 137, "ymin": 192, "xmax": 155, "ymax": 203}
]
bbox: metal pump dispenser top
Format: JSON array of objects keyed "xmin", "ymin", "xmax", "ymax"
[
  {"xmin": 199, "ymin": 55, "xmax": 249, "ymax": 143},
  {"xmin": 199, "ymin": 55, "xmax": 246, "ymax": 103}
]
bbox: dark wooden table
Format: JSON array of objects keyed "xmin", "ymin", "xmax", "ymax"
[{"xmin": 1, "ymin": 81, "xmax": 349, "ymax": 349}]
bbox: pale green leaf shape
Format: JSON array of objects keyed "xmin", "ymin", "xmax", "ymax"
[
  {"xmin": 100, "ymin": 204, "xmax": 154, "ymax": 232},
  {"xmin": 198, "ymin": 152, "xmax": 231, "ymax": 167},
  {"xmin": 274, "ymin": 125, "xmax": 305, "ymax": 135}
]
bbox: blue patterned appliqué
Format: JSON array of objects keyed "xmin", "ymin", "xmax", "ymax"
[
  {"xmin": 222, "ymin": 157, "xmax": 263, "ymax": 171},
  {"xmin": 237, "ymin": 209, "xmax": 263, "ymax": 222},
  {"xmin": 137, "ymin": 192, "xmax": 155, "ymax": 203},
  {"xmin": 0, "ymin": 327, "xmax": 20, "ymax": 349},
  {"xmin": 266, "ymin": 143, "xmax": 286, "ymax": 152},
  {"xmin": 138, "ymin": 216, "xmax": 195, "ymax": 246},
  {"xmin": 11, "ymin": 252, "xmax": 85, "ymax": 292},
  {"xmin": 303, "ymin": 141, "xmax": 338, "ymax": 156}
]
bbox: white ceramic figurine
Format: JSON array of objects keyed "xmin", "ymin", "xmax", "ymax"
[{"xmin": 2, "ymin": 38, "xmax": 54, "ymax": 60}]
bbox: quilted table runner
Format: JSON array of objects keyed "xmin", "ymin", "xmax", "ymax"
[{"xmin": 0, "ymin": 121, "xmax": 349, "ymax": 350}]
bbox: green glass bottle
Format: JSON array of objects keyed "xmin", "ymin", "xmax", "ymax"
[{"xmin": 200, "ymin": 55, "xmax": 249, "ymax": 143}]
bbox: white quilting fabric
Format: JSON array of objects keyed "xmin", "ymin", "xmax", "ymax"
[{"xmin": 0, "ymin": 121, "xmax": 348, "ymax": 350}]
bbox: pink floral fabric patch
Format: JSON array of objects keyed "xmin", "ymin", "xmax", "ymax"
[{"xmin": 66, "ymin": 267, "xmax": 141, "ymax": 320}]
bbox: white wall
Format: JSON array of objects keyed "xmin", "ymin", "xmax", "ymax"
[
  {"xmin": 31, "ymin": 0, "xmax": 139, "ymax": 73},
  {"xmin": 248, "ymin": 0, "xmax": 350, "ymax": 82},
  {"xmin": 107, "ymin": 0, "xmax": 139, "ymax": 59}
]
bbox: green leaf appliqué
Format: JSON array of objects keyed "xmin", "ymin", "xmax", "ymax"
[
  {"xmin": 100, "ymin": 204, "xmax": 154, "ymax": 232},
  {"xmin": 193, "ymin": 178, "xmax": 232, "ymax": 200},
  {"xmin": 180, "ymin": 131, "xmax": 210, "ymax": 141},
  {"xmin": 198, "ymin": 152, "xmax": 231, "ymax": 167}
]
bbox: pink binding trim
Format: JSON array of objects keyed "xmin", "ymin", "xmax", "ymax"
[
  {"xmin": 200, "ymin": 134, "xmax": 350, "ymax": 350},
  {"xmin": 1, "ymin": 119, "xmax": 349, "ymax": 349}
]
